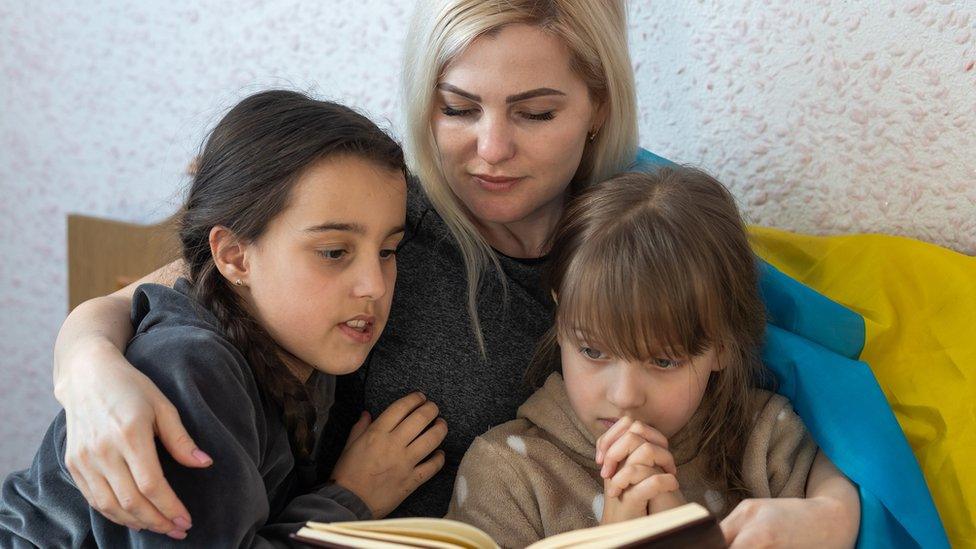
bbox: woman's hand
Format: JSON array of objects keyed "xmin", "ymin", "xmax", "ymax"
[
  {"xmin": 720, "ymin": 496, "xmax": 853, "ymax": 548},
  {"xmin": 721, "ymin": 450, "xmax": 860, "ymax": 548},
  {"xmin": 596, "ymin": 418, "xmax": 684, "ymax": 524},
  {"xmin": 60, "ymin": 341, "xmax": 211, "ymax": 539},
  {"xmin": 331, "ymin": 392, "xmax": 447, "ymax": 518}
]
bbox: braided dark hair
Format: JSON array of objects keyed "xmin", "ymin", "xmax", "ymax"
[{"xmin": 179, "ymin": 90, "xmax": 405, "ymax": 458}]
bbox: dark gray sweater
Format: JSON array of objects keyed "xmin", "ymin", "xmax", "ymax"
[{"xmin": 0, "ymin": 280, "xmax": 371, "ymax": 548}]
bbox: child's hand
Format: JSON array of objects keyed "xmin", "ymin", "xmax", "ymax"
[
  {"xmin": 595, "ymin": 417, "xmax": 677, "ymax": 495},
  {"xmin": 596, "ymin": 418, "xmax": 684, "ymax": 525},
  {"xmin": 600, "ymin": 465, "xmax": 685, "ymax": 525},
  {"xmin": 330, "ymin": 392, "xmax": 447, "ymax": 518}
]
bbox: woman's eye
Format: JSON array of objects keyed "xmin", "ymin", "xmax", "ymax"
[
  {"xmin": 441, "ymin": 106, "xmax": 475, "ymax": 117},
  {"xmin": 319, "ymin": 249, "xmax": 347, "ymax": 260},
  {"xmin": 579, "ymin": 346, "xmax": 606, "ymax": 360},
  {"xmin": 522, "ymin": 111, "xmax": 555, "ymax": 121},
  {"xmin": 380, "ymin": 248, "xmax": 397, "ymax": 259}
]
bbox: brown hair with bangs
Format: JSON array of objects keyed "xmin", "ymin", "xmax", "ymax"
[{"xmin": 527, "ymin": 166, "xmax": 767, "ymax": 497}]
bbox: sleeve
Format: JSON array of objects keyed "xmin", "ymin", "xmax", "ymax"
[
  {"xmin": 445, "ymin": 436, "xmax": 544, "ymax": 549},
  {"xmin": 258, "ymin": 482, "xmax": 372, "ymax": 541},
  {"xmin": 740, "ymin": 392, "xmax": 818, "ymax": 499},
  {"xmin": 85, "ymin": 327, "xmax": 367, "ymax": 548}
]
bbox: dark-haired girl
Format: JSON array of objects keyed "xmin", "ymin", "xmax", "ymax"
[{"xmin": 0, "ymin": 91, "xmax": 446, "ymax": 547}]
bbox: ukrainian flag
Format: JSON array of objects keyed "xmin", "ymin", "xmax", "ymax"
[
  {"xmin": 635, "ymin": 149, "xmax": 971, "ymax": 548},
  {"xmin": 751, "ymin": 228, "xmax": 972, "ymax": 549}
]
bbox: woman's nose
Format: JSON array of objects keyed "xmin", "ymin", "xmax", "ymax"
[{"xmin": 477, "ymin": 114, "xmax": 516, "ymax": 165}]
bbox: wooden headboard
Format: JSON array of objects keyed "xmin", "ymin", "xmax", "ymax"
[{"xmin": 66, "ymin": 213, "xmax": 181, "ymax": 311}]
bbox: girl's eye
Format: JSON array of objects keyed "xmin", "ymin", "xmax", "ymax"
[
  {"xmin": 319, "ymin": 249, "xmax": 347, "ymax": 260},
  {"xmin": 380, "ymin": 248, "xmax": 397, "ymax": 259},
  {"xmin": 652, "ymin": 357, "xmax": 683, "ymax": 370},
  {"xmin": 579, "ymin": 346, "xmax": 606, "ymax": 360},
  {"xmin": 522, "ymin": 111, "xmax": 555, "ymax": 121},
  {"xmin": 441, "ymin": 106, "xmax": 475, "ymax": 117}
]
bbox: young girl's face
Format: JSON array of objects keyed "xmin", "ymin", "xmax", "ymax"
[
  {"xmin": 242, "ymin": 155, "xmax": 406, "ymax": 378},
  {"xmin": 559, "ymin": 335, "xmax": 722, "ymax": 440}
]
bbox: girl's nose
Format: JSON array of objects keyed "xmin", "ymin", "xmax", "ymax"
[
  {"xmin": 477, "ymin": 114, "xmax": 516, "ymax": 165},
  {"xmin": 606, "ymin": 361, "xmax": 646, "ymax": 410},
  {"xmin": 352, "ymin": 256, "xmax": 388, "ymax": 301}
]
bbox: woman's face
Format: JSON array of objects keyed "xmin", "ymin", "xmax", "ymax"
[
  {"xmin": 432, "ymin": 23, "xmax": 604, "ymax": 227},
  {"xmin": 242, "ymin": 156, "xmax": 406, "ymax": 377}
]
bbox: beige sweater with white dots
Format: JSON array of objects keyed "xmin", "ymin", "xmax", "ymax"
[{"xmin": 445, "ymin": 373, "xmax": 817, "ymax": 549}]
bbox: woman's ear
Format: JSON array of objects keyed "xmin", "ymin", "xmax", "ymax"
[
  {"xmin": 210, "ymin": 225, "xmax": 250, "ymax": 286},
  {"xmin": 590, "ymin": 99, "xmax": 609, "ymax": 136}
]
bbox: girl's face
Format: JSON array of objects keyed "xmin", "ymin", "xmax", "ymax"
[
  {"xmin": 559, "ymin": 335, "xmax": 722, "ymax": 440},
  {"xmin": 432, "ymin": 23, "xmax": 604, "ymax": 227},
  {"xmin": 242, "ymin": 155, "xmax": 406, "ymax": 377}
]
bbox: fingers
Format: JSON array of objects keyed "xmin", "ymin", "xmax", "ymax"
[
  {"xmin": 393, "ymin": 401, "xmax": 440, "ymax": 444},
  {"xmin": 409, "ymin": 450, "xmax": 446, "ymax": 491},
  {"xmin": 406, "ymin": 418, "xmax": 448, "ymax": 462},
  {"xmin": 372, "ymin": 392, "xmax": 428, "ymax": 432},
  {"xmin": 156, "ymin": 402, "xmax": 211, "ymax": 468},
  {"xmin": 84, "ymin": 473, "xmax": 144, "ymax": 530},
  {"xmin": 629, "ymin": 441, "xmax": 676, "ymax": 476},
  {"xmin": 596, "ymin": 417, "xmax": 634, "ymax": 464},
  {"xmin": 127, "ymin": 428, "xmax": 193, "ymax": 533},
  {"xmin": 606, "ymin": 462, "xmax": 657, "ymax": 499},
  {"xmin": 98, "ymin": 453, "xmax": 180, "ymax": 536},
  {"xmin": 601, "ymin": 432, "xmax": 675, "ymax": 479},
  {"xmin": 624, "ymin": 472, "xmax": 680, "ymax": 504},
  {"xmin": 596, "ymin": 419, "xmax": 668, "ymax": 464},
  {"xmin": 719, "ymin": 499, "xmax": 778, "ymax": 548},
  {"xmin": 344, "ymin": 411, "xmax": 372, "ymax": 450}
]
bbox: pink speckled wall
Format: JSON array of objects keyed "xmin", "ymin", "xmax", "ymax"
[{"xmin": 0, "ymin": 1, "xmax": 973, "ymax": 475}]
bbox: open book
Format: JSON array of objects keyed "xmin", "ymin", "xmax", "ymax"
[{"xmin": 291, "ymin": 502, "xmax": 725, "ymax": 548}]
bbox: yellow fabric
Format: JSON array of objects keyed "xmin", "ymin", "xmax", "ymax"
[{"xmin": 749, "ymin": 227, "xmax": 976, "ymax": 548}]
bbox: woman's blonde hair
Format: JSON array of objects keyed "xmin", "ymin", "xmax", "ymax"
[
  {"xmin": 527, "ymin": 167, "xmax": 768, "ymax": 496},
  {"xmin": 401, "ymin": 0, "xmax": 638, "ymax": 352}
]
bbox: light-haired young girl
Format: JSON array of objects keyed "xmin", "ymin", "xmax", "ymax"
[
  {"xmin": 0, "ymin": 90, "xmax": 446, "ymax": 546},
  {"xmin": 446, "ymin": 167, "xmax": 860, "ymax": 548}
]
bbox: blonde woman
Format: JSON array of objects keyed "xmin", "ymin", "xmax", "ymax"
[{"xmin": 52, "ymin": 1, "xmax": 861, "ymax": 546}]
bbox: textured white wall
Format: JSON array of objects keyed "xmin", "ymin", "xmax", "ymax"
[{"xmin": 0, "ymin": 1, "xmax": 973, "ymax": 476}]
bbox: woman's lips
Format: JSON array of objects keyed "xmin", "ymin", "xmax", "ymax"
[{"xmin": 472, "ymin": 173, "xmax": 524, "ymax": 192}]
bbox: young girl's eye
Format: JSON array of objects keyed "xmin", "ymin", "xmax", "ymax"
[
  {"xmin": 441, "ymin": 106, "xmax": 475, "ymax": 117},
  {"xmin": 651, "ymin": 357, "xmax": 683, "ymax": 370},
  {"xmin": 579, "ymin": 346, "xmax": 606, "ymax": 360},
  {"xmin": 318, "ymin": 249, "xmax": 347, "ymax": 260},
  {"xmin": 521, "ymin": 111, "xmax": 555, "ymax": 121}
]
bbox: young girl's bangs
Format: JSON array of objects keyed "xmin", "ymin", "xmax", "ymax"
[{"xmin": 554, "ymin": 221, "xmax": 718, "ymax": 362}]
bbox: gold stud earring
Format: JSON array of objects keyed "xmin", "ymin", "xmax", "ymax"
[
  {"xmin": 587, "ymin": 129, "xmax": 598, "ymax": 143},
  {"xmin": 235, "ymin": 279, "xmax": 244, "ymax": 286}
]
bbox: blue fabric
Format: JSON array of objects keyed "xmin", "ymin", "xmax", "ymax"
[
  {"xmin": 758, "ymin": 257, "xmax": 949, "ymax": 549},
  {"xmin": 634, "ymin": 148, "xmax": 949, "ymax": 549}
]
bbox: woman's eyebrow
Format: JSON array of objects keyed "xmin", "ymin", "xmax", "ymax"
[{"xmin": 437, "ymin": 83, "xmax": 566, "ymax": 103}]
